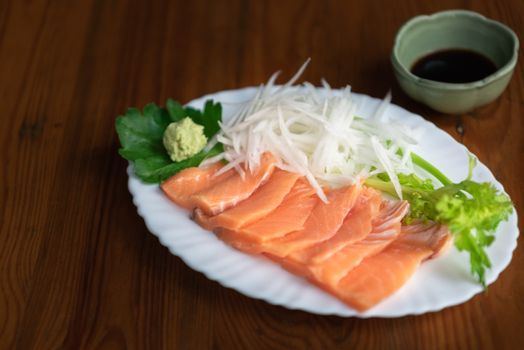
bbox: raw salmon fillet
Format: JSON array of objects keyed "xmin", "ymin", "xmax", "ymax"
[
  {"xmin": 327, "ymin": 223, "xmax": 451, "ymax": 311},
  {"xmin": 193, "ymin": 169, "xmax": 300, "ymax": 231},
  {"xmin": 303, "ymin": 201, "xmax": 410, "ymax": 285},
  {"xmin": 260, "ymin": 184, "xmax": 361, "ymax": 258},
  {"xmin": 190, "ymin": 152, "xmax": 276, "ymax": 215},
  {"xmin": 160, "ymin": 162, "xmax": 234, "ymax": 209},
  {"xmin": 287, "ymin": 186, "xmax": 383, "ymax": 266},
  {"xmin": 399, "ymin": 222, "xmax": 453, "ymax": 258},
  {"xmin": 216, "ymin": 179, "xmax": 317, "ymax": 253}
]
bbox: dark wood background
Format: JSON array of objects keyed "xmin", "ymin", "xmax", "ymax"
[{"xmin": 1, "ymin": 0, "xmax": 522, "ymax": 349}]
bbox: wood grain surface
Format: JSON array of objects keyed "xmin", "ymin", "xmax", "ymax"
[{"xmin": 1, "ymin": 0, "xmax": 523, "ymax": 349}]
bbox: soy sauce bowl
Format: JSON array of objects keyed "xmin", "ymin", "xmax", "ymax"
[{"xmin": 391, "ymin": 10, "xmax": 519, "ymax": 114}]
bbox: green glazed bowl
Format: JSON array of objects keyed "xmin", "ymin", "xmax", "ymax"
[{"xmin": 392, "ymin": 10, "xmax": 519, "ymax": 114}]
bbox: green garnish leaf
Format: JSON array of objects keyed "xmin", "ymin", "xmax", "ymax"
[
  {"xmin": 116, "ymin": 104, "xmax": 171, "ymax": 161},
  {"xmin": 133, "ymin": 143, "xmax": 223, "ymax": 183},
  {"xmin": 433, "ymin": 179, "xmax": 513, "ymax": 285},
  {"xmin": 183, "ymin": 100, "xmax": 222, "ymax": 138},
  {"xmin": 166, "ymin": 99, "xmax": 186, "ymax": 122},
  {"xmin": 116, "ymin": 99, "xmax": 223, "ymax": 183},
  {"xmin": 365, "ymin": 155, "xmax": 514, "ymax": 287}
]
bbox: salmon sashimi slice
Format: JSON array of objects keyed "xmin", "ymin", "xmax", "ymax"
[
  {"xmin": 239, "ymin": 179, "xmax": 317, "ymax": 241},
  {"xmin": 328, "ymin": 223, "xmax": 451, "ymax": 311},
  {"xmin": 193, "ymin": 169, "xmax": 300, "ymax": 231},
  {"xmin": 399, "ymin": 222, "xmax": 453, "ymax": 258},
  {"xmin": 303, "ymin": 200, "xmax": 410, "ymax": 285},
  {"xmin": 216, "ymin": 179, "xmax": 317, "ymax": 253},
  {"xmin": 214, "ymin": 230, "xmax": 261, "ymax": 254},
  {"xmin": 260, "ymin": 184, "xmax": 361, "ymax": 258},
  {"xmin": 288, "ymin": 186, "xmax": 383, "ymax": 266},
  {"xmin": 160, "ymin": 162, "xmax": 234, "ymax": 210},
  {"xmin": 190, "ymin": 152, "xmax": 276, "ymax": 215}
]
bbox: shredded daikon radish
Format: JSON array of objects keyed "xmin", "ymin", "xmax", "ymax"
[
  {"xmin": 371, "ymin": 90, "xmax": 392, "ymax": 121},
  {"xmin": 203, "ymin": 61, "xmax": 420, "ymax": 200}
]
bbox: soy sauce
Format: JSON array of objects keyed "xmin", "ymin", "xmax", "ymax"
[{"xmin": 411, "ymin": 49, "xmax": 497, "ymax": 83}]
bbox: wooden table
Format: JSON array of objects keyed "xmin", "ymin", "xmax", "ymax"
[{"xmin": 1, "ymin": 1, "xmax": 522, "ymax": 349}]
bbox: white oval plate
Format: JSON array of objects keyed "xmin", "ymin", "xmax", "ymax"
[{"xmin": 128, "ymin": 87, "xmax": 519, "ymax": 317}]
